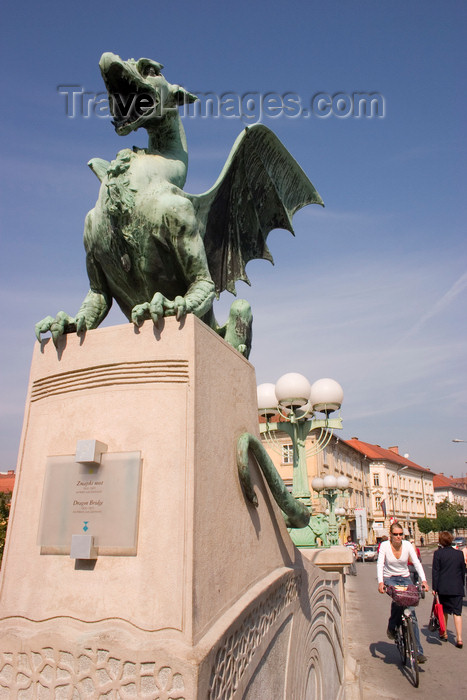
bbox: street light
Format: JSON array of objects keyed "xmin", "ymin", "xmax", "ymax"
[
  {"xmin": 312, "ymin": 474, "xmax": 350, "ymax": 545},
  {"xmin": 257, "ymin": 373, "xmax": 344, "ymax": 547}
]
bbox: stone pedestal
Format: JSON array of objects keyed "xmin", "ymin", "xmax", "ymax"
[{"xmin": 0, "ymin": 318, "xmax": 347, "ymax": 699}]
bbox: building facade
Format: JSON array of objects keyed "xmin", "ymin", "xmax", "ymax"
[
  {"xmin": 259, "ymin": 424, "xmax": 436, "ymax": 545},
  {"xmin": 433, "ymin": 473, "xmax": 467, "ymax": 515},
  {"xmin": 315, "ymin": 436, "xmax": 370, "ymax": 543},
  {"xmin": 451, "ymin": 476, "xmax": 467, "ymax": 492},
  {"xmin": 344, "ymin": 439, "xmax": 436, "ymax": 542},
  {"xmin": 259, "ymin": 425, "xmax": 368, "ymax": 543}
]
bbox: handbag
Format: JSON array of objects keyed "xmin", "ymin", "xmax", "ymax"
[
  {"xmin": 428, "ymin": 600, "xmax": 440, "ymax": 632},
  {"xmin": 434, "ymin": 594, "xmax": 446, "ymax": 636},
  {"xmin": 429, "ymin": 594, "xmax": 445, "ymax": 635}
]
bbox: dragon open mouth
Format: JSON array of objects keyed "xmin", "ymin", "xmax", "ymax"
[{"xmin": 101, "ymin": 59, "xmax": 161, "ymax": 135}]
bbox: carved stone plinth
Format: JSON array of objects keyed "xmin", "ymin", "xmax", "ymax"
[{"xmin": 0, "ymin": 318, "xmax": 347, "ymax": 698}]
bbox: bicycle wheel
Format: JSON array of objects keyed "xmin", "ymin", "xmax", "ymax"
[
  {"xmin": 405, "ymin": 617, "xmax": 420, "ymax": 688},
  {"xmin": 395, "ymin": 625, "xmax": 405, "ymax": 665}
]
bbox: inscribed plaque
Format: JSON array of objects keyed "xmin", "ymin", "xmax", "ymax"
[{"xmin": 37, "ymin": 451, "xmax": 142, "ymax": 555}]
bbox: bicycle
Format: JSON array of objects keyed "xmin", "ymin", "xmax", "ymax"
[{"xmin": 385, "ymin": 583, "xmax": 421, "ymax": 688}]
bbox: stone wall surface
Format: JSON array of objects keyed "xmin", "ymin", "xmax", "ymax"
[{"xmin": 0, "ymin": 318, "xmax": 348, "ymax": 699}]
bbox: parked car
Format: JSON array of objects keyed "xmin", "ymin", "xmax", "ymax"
[
  {"xmin": 453, "ymin": 536, "xmax": 467, "ymax": 549},
  {"xmin": 356, "ymin": 545, "xmax": 378, "ymax": 562}
]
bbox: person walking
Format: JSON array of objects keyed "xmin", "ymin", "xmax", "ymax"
[
  {"xmin": 345, "ymin": 535, "xmax": 358, "ymax": 576},
  {"xmin": 377, "ymin": 521, "xmax": 429, "ymax": 663},
  {"xmin": 432, "ymin": 531, "xmax": 466, "ymax": 648}
]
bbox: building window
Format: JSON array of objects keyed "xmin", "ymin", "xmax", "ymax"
[
  {"xmin": 373, "ymin": 473, "xmax": 380, "ymax": 486},
  {"xmin": 375, "ymin": 496, "xmax": 381, "ymax": 509},
  {"xmin": 282, "ymin": 444, "xmax": 294, "ymax": 464}
]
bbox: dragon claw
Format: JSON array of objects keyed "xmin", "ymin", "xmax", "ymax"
[
  {"xmin": 131, "ymin": 302, "xmax": 150, "ymax": 327},
  {"xmin": 173, "ymin": 296, "xmax": 187, "ymax": 321},
  {"xmin": 149, "ymin": 292, "xmax": 164, "ymax": 324},
  {"xmin": 75, "ymin": 314, "xmax": 87, "ymax": 334},
  {"xmin": 35, "ymin": 312, "xmax": 75, "ymax": 345},
  {"xmin": 50, "ymin": 311, "xmax": 75, "ymax": 346},
  {"xmin": 35, "ymin": 316, "xmax": 55, "ymax": 341}
]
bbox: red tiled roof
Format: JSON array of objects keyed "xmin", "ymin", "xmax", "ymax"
[
  {"xmin": 343, "ymin": 438, "xmax": 433, "ymax": 474},
  {"xmin": 0, "ymin": 471, "xmax": 15, "ymax": 494},
  {"xmin": 433, "ymin": 474, "xmax": 454, "ymax": 488},
  {"xmin": 259, "ymin": 414, "xmax": 287, "ymax": 423},
  {"xmin": 433, "ymin": 473, "xmax": 467, "ymax": 490}
]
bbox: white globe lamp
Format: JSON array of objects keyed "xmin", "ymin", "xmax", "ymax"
[
  {"xmin": 337, "ymin": 475, "xmax": 350, "ymax": 490},
  {"xmin": 312, "ymin": 477, "xmax": 325, "ymax": 492},
  {"xmin": 323, "ymin": 474, "xmax": 338, "ymax": 489},
  {"xmin": 309, "ymin": 378, "xmax": 344, "ymax": 414},
  {"xmin": 257, "ymin": 383, "xmax": 279, "ymax": 417},
  {"xmin": 275, "ymin": 372, "xmax": 311, "ymax": 409}
]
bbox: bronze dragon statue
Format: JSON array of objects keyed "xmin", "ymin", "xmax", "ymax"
[{"xmin": 35, "ymin": 52, "xmax": 324, "ymax": 357}]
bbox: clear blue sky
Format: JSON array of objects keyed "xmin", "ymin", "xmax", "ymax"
[{"xmin": 1, "ymin": 1, "xmax": 466, "ymax": 476}]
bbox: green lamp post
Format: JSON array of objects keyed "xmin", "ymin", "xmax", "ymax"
[
  {"xmin": 311, "ymin": 475, "xmax": 350, "ymax": 545},
  {"xmin": 257, "ymin": 373, "xmax": 344, "ymax": 547}
]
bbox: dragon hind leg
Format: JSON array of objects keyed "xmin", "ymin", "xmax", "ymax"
[
  {"xmin": 204, "ymin": 298, "xmax": 252, "ymax": 358},
  {"xmin": 221, "ymin": 299, "xmax": 253, "ymax": 359}
]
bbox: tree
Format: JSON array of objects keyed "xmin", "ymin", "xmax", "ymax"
[
  {"xmin": 417, "ymin": 517, "xmax": 435, "ymax": 535},
  {"xmin": 0, "ymin": 491, "xmax": 12, "ymax": 566},
  {"xmin": 436, "ymin": 497, "xmax": 462, "ymax": 515},
  {"xmin": 417, "ymin": 499, "xmax": 467, "ymax": 535},
  {"xmin": 435, "ymin": 498, "xmax": 464, "ymax": 532}
]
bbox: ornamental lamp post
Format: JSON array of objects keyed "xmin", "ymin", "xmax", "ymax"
[
  {"xmin": 257, "ymin": 373, "xmax": 344, "ymax": 547},
  {"xmin": 311, "ymin": 474, "xmax": 350, "ymax": 546}
]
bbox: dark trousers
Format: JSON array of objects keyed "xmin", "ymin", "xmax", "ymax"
[{"xmin": 384, "ymin": 575, "xmax": 423, "ymax": 653}]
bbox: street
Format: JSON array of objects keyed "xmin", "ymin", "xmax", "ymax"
[{"xmin": 345, "ymin": 548, "xmax": 467, "ymax": 699}]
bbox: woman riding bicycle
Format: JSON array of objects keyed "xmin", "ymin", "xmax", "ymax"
[{"xmin": 377, "ymin": 522, "xmax": 429, "ymax": 663}]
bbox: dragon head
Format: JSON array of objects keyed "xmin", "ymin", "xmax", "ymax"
[{"xmin": 99, "ymin": 52, "xmax": 198, "ymax": 136}]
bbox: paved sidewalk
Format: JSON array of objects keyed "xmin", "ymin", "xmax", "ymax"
[{"xmin": 345, "ymin": 549, "xmax": 467, "ymax": 699}]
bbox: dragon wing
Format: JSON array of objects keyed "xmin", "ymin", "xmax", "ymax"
[{"xmin": 187, "ymin": 124, "xmax": 324, "ymax": 296}]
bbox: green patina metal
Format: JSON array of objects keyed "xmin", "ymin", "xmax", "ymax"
[
  {"xmin": 236, "ymin": 433, "xmax": 310, "ymax": 529},
  {"xmin": 317, "ymin": 488, "xmax": 343, "ymax": 547},
  {"xmin": 257, "ymin": 416, "xmax": 343, "ymax": 546},
  {"xmin": 291, "ymin": 514, "xmax": 330, "ymax": 548},
  {"xmin": 35, "ymin": 52, "xmax": 323, "ymax": 356},
  {"xmin": 237, "ymin": 425, "xmax": 343, "ymax": 545}
]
